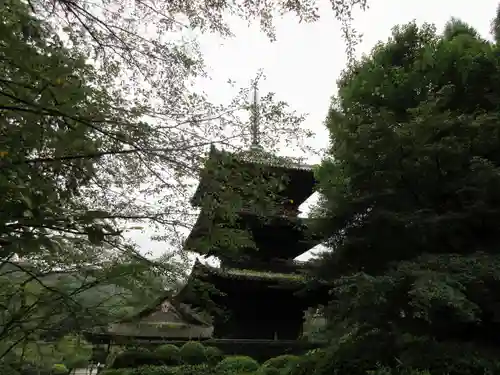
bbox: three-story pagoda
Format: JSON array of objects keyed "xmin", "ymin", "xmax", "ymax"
[
  {"xmin": 85, "ymin": 86, "xmax": 329, "ymax": 359},
  {"xmin": 177, "ymin": 144, "xmax": 326, "ymax": 342}
]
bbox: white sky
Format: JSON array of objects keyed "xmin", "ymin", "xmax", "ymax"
[{"xmin": 133, "ymin": 0, "xmax": 499, "ymax": 263}]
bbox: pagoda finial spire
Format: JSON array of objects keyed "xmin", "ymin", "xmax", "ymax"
[{"xmin": 250, "ymin": 80, "xmax": 262, "ymax": 151}]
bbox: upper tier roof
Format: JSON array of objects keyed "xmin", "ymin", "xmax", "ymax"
[
  {"xmin": 191, "ymin": 146, "xmax": 317, "ymax": 207},
  {"xmin": 183, "ymin": 213, "xmax": 326, "ymax": 261}
]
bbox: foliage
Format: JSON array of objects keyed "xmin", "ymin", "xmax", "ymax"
[
  {"xmin": 302, "ymin": 309, "xmax": 328, "ymax": 343},
  {"xmin": 179, "ymin": 342, "xmax": 206, "ymax": 365},
  {"xmin": 30, "ymin": 0, "xmax": 367, "ymax": 84},
  {"xmin": 367, "ymin": 368, "xmax": 430, "ymax": 375},
  {"xmin": 260, "ymin": 355, "xmax": 299, "ymax": 374},
  {"xmin": 215, "ymin": 355, "xmax": 260, "ymax": 375},
  {"xmin": 312, "ymin": 5, "xmax": 500, "ymax": 375},
  {"xmin": 111, "ymin": 350, "xmax": 164, "ymax": 369},
  {"xmin": 259, "ymin": 356, "xmax": 299, "ymax": 375},
  {"xmin": 0, "ymin": 335, "xmax": 91, "ymax": 372},
  {"xmin": 283, "ymin": 349, "xmax": 326, "ymax": 375},
  {"xmin": 204, "ymin": 346, "xmax": 224, "ymax": 366},
  {"xmin": 101, "ymin": 369, "xmax": 132, "ymax": 375},
  {"xmin": 51, "ymin": 363, "xmax": 69, "ymax": 374},
  {"xmin": 106, "ymin": 364, "xmax": 213, "ymax": 375},
  {"xmin": 170, "ymin": 364, "xmax": 214, "ymax": 375},
  {"xmin": 155, "ymin": 344, "xmax": 181, "ymax": 365},
  {"xmin": 0, "ymin": 0, "xmax": 186, "ymax": 360},
  {"xmin": 0, "ymin": 0, "xmax": 322, "ymax": 360},
  {"xmin": 130, "ymin": 365, "xmax": 173, "ymax": 375},
  {"xmin": 2, "ymin": 0, "xmax": 367, "ymax": 361}
]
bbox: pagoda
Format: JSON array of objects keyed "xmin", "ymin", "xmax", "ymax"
[
  {"xmin": 173, "ymin": 85, "xmax": 328, "ymax": 349},
  {"xmin": 84, "ymin": 85, "xmax": 329, "ymax": 359}
]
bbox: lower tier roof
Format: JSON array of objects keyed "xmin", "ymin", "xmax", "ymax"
[
  {"xmin": 184, "ymin": 214, "xmax": 326, "ymax": 261},
  {"xmin": 175, "ymin": 261, "xmax": 332, "ymax": 309},
  {"xmin": 184, "ymin": 260, "xmax": 309, "ymax": 286}
]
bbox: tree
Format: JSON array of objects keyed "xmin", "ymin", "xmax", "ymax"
[
  {"xmin": 0, "ymin": 0, "xmax": 192, "ymax": 361},
  {"xmin": 311, "ymin": 8, "xmax": 500, "ymax": 374},
  {"xmin": 0, "ymin": 0, "xmax": 335, "ymax": 363}
]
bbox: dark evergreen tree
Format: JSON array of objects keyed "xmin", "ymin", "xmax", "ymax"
[{"xmin": 311, "ymin": 7, "xmax": 500, "ymax": 374}]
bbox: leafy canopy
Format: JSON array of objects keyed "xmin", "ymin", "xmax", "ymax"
[{"xmin": 311, "ymin": 8, "xmax": 500, "ymax": 375}]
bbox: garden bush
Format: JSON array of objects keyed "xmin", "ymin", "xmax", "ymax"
[
  {"xmin": 122, "ymin": 364, "xmax": 211, "ymax": 375},
  {"xmin": 155, "ymin": 344, "xmax": 181, "ymax": 365},
  {"xmin": 63, "ymin": 355, "xmax": 90, "ymax": 370},
  {"xmin": 367, "ymin": 368, "xmax": 431, "ymax": 375},
  {"xmin": 111, "ymin": 350, "xmax": 164, "ymax": 368},
  {"xmin": 262, "ymin": 355, "xmax": 299, "ymax": 370},
  {"xmin": 215, "ymin": 355, "xmax": 259, "ymax": 374},
  {"xmin": 204, "ymin": 346, "xmax": 224, "ymax": 366},
  {"xmin": 101, "ymin": 369, "xmax": 132, "ymax": 375},
  {"xmin": 5, "ymin": 362, "xmax": 53, "ymax": 375},
  {"xmin": 179, "ymin": 342, "xmax": 206, "ymax": 365},
  {"xmin": 259, "ymin": 355, "xmax": 300, "ymax": 375},
  {"xmin": 172, "ymin": 364, "xmax": 213, "ymax": 375},
  {"xmin": 396, "ymin": 338, "xmax": 500, "ymax": 375},
  {"xmin": 284, "ymin": 349, "xmax": 326, "ymax": 375},
  {"xmin": 130, "ymin": 365, "xmax": 175, "ymax": 375},
  {"xmin": 51, "ymin": 364, "xmax": 69, "ymax": 374}
]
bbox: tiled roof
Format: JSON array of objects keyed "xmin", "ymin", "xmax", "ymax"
[
  {"xmin": 192, "ymin": 260, "xmax": 308, "ymax": 283},
  {"xmin": 123, "ymin": 293, "xmax": 211, "ymax": 327},
  {"xmin": 229, "ymin": 147, "xmax": 314, "ymax": 171}
]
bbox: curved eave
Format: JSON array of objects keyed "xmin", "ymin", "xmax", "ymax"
[
  {"xmin": 174, "ymin": 260, "xmax": 332, "ymax": 308},
  {"xmin": 190, "ymin": 147, "xmax": 317, "ymax": 207},
  {"xmin": 181, "ymin": 260, "xmax": 309, "ymax": 287},
  {"xmin": 183, "ymin": 213, "xmax": 328, "ymax": 257},
  {"xmin": 121, "ymin": 292, "xmax": 210, "ymax": 327}
]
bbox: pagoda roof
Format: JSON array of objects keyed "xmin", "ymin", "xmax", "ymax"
[
  {"xmin": 190, "ymin": 259, "xmax": 307, "ymax": 283},
  {"xmin": 174, "ymin": 260, "xmax": 331, "ymax": 310},
  {"xmin": 183, "ymin": 213, "xmax": 326, "ymax": 260},
  {"xmin": 98, "ymin": 294, "xmax": 213, "ymax": 340},
  {"xmin": 122, "ymin": 293, "xmax": 210, "ymax": 327},
  {"xmin": 228, "ymin": 147, "xmax": 314, "ymax": 171},
  {"xmin": 191, "ymin": 146, "xmax": 317, "ymax": 207},
  {"xmin": 174, "ymin": 260, "xmax": 311, "ymax": 301}
]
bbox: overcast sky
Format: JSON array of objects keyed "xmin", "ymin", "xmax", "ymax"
[{"xmin": 131, "ymin": 0, "xmax": 499, "ymax": 263}]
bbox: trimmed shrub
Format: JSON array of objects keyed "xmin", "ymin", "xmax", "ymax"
[
  {"xmin": 52, "ymin": 363, "xmax": 69, "ymax": 375},
  {"xmin": 63, "ymin": 355, "xmax": 90, "ymax": 370},
  {"xmin": 285, "ymin": 349, "xmax": 326, "ymax": 375},
  {"xmin": 179, "ymin": 342, "xmax": 206, "ymax": 365},
  {"xmin": 204, "ymin": 346, "xmax": 224, "ymax": 366},
  {"xmin": 258, "ymin": 367, "xmax": 280, "ymax": 375},
  {"xmin": 259, "ymin": 355, "xmax": 300, "ymax": 375},
  {"xmin": 262, "ymin": 355, "xmax": 300, "ymax": 370},
  {"xmin": 101, "ymin": 370, "xmax": 132, "ymax": 375},
  {"xmin": 127, "ymin": 364, "xmax": 212, "ymax": 375},
  {"xmin": 130, "ymin": 365, "xmax": 175, "ymax": 375},
  {"xmin": 7, "ymin": 362, "xmax": 52, "ymax": 375},
  {"xmin": 215, "ymin": 355, "xmax": 259, "ymax": 374},
  {"xmin": 367, "ymin": 368, "xmax": 431, "ymax": 375},
  {"xmin": 155, "ymin": 344, "xmax": 181, "ymax": 365},
  {"xmin": 51, "ymin": 364, "xmax": 69, "ymax": 374},
  {"xmin": 171, "ymin": 364, "xmax": 213, "ymax": 375}
]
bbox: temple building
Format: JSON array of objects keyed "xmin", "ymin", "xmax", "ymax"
[
  {"xmin": 106, "ymin": 299, "xmax": 213, "ymax": 341},
  {"xmin": 178, "ymin": 145, "xmax": 326, "ymax": 342},
  {"xmin": 85, "ymin": 85, "xmax": 329, "ymax": 358}
]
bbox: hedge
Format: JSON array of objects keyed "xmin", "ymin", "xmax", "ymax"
[{"xmin": 215, "ymin": 355, "xmax": 259, "ymax": 374}]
